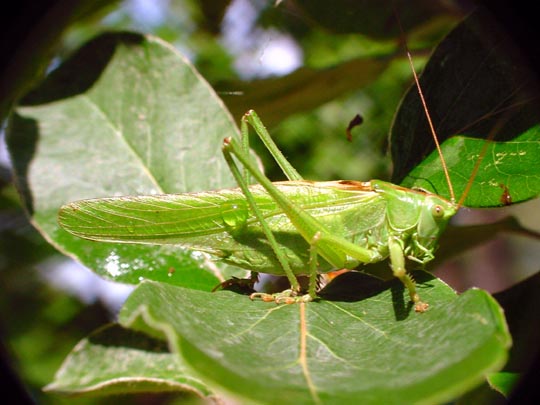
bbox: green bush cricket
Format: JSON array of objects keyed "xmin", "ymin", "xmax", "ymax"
[{"xmin": 57, "ymin": 45, "xmax": 484, "ymax": 313}]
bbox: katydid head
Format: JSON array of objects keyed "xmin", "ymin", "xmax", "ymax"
[
  {"xmin": 415, "ymin": 193, "xmax": 457, "ymax": 254},
  {"xmin": 371, "ymin": 180, "xmax": 457, "ymax": 263}
]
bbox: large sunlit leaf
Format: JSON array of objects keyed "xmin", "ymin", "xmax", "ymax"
[
  {"xmin": 45, "ymin": 324, "xmax": 212, "ymax": 397},
  {"xmin": 7, "ymin": 32, "xmax": 244, "ymax": 289},
  {"xmin": 392, "ymin": 7, "xmax": 540, "ymax": 207},
  {"xmin": 118, "ymin": 273, "xmax": 510, "ymax": 405}
]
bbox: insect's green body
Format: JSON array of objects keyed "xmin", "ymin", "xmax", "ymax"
[
  {"xmin": 59, "ymin": 104, "xmax": 460, "ymax": 311},
  {"xmin": 59, "ymin": 177, "xmax": 456, "ymax": 284}
]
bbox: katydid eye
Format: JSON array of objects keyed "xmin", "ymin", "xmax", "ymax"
[{"xmin": 432, "ymin": 205, "xmax": 445, "ymax": 218}]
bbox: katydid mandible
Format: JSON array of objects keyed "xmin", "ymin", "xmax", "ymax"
[{"xmin": 58, "ymin": 55, "xmax": 467, "ymax": 313}]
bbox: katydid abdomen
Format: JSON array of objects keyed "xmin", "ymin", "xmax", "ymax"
[{"xmin": 58, "ymin": 179, "xmax": 456, "ymax": 277}]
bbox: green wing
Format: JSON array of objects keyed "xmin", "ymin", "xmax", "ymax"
[{"xmin": 58, "ymin": 181, "xmax": 386, "ymax": 274}]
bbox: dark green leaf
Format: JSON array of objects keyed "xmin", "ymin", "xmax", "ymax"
[
  {"xmin": 119, "ymin": 274, "xmax": 510, "ymax": 404},
  {"xmin": 486, "ymin": 371, "xmax": 519, "ymax": 397},
  {"xmin": 7, "ymin": 32, "xmax": 245, "ymax": 289},
  {"xmin": 221, "ymin": 57, "xmax": 390, "ymax": 127},
  {"xmin": 292, "ymin": 0, "xmax": 456, "ymax": 38},
  {"xmin": 392, "ymin": 8, "xmax": 540, "ymax": 207},
  {"xmin": 0, "ymin": 0, "xmax": 118, "ymax": 120},
  {"xmin": 493, "ymin": 272, "xmax": 540, "ymax": 397}
]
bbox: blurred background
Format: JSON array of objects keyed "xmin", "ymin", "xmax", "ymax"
[{"xmin": 1, "ymin": 0, "xmax": 539, "ymax": 403}]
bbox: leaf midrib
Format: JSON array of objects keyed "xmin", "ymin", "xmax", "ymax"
[{"xmin": 82, "ymin": 94, "xmax": 163, "ymax": 194}]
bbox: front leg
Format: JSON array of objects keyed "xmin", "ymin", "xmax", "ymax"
[{"xmin": 388, "ymin": 236, "xmax": 429, "ymax": 312}]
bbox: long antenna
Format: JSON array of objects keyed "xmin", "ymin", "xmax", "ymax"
[
  {"xmin": 404, "ymin": 52, "xmax": 456, "ymax": 203},
  {"xmin": 393, "ymin": 10, "xmax": 456, "ymax": 203}
]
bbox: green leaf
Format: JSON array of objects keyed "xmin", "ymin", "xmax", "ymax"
[
  {"xmin": 45, "ymin": 324, "xmax": 212, "ymax": 397},
  {"xmin": 492, "ymin": 272, "xmax": 540, "ymax": 397},
  {"xmin": 119, "ymin": 273, "xmax": 510, "ymax": 404},
  {"xmin": 7, "ymin": 32, "xmax": 244, "ymax": 289},
  {"xmin": 392, "ymin": 7, "xmax": 540, "ymax": 207},
  {"xmin": 292, "ymin": 0, "xmax": 453, "ymax": 38},
  {"xmin": 0, "ymin": 0, "xmax": 117, "ymax": 121},
  {"xmin": 486, "ymin": 371, "xmax": 520, "ymax": 397}
]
